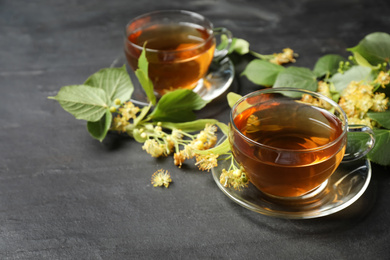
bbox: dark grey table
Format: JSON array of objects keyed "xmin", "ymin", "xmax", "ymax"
[{"xmin": 1, "ymin": 0, "xmax": 389, "ymax": 259}]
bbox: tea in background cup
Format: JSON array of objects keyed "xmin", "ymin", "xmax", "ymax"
[
  {"xmin": 230, "ymin": 88, "xmax": 375, "ymax": 199},
  {"xmin": 124, "ymin": 10, "xmax": 232, "ymax": 96}
]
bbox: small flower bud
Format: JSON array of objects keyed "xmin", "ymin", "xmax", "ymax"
[
  {"xmin": 114, "ymin": 98, "xmax": 121, "ymax": 105},
  {"xmin": 109, "ymin": 106, "xmax": 117, "ymax": 113}
]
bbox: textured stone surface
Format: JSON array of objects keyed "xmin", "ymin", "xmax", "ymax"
[{"xmin": 1, "ymin": 0, "xmax": 390, "ymax": 259}]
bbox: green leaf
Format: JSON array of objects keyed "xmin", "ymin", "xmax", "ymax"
[
  {"xmin": 348, "ymin": 32, "xmax": 390, "ymax": 65},
  {"xmin": 227, "ymin": 92, "xmax": 242, "ymax": 108},
  {"xmin": 367, "ymin": 110, "xmax": 390, "ymax": 129},
  {"xmin": 353, "ymin": 51, "xmax": 380, "ymax": 69},
  {"xmin": 273, "ymin": 66, "xmax": 318, "ymax": 91},
  {"xmin": 161, "ymin": 119, "xmax": 219, "ymax": 132},
  {"xmin": 84, "ymin": 65, "xmax": 133, "ymax": 105},
  {"xmin": 48, "ymin": 85, "xmax": 110, "ymax": 122},
  {"xmin": 242, "ymin": 59, "xmax": 285, "ymax": 86},
  {"xmin": 87, "ymin": 109, "xmax": 112, "ymax": 142},
  {"xmin": 228, "ymin": 38, "xmax": 250, "ymax": 55},
  {"xmin": 329, "ymin": 65, "xmax": 373, "ymax": 93},
  {"xmin": 149, "ymin": 89, "xmax": 208, "ymax": 122},
  {"xmin": 135, "ymin": 47, "xmax": 156, "ymax": 105},
  {"xmin": 367, "ymin": 129, "xmax": 390, "ymax": 166},
  {"xmin": 313, "ymin": 54, "xmax": 346, "ymax": 78}
]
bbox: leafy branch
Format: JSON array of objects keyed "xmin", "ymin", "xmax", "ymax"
[{"xmin": 233, "ymin": 32, "xmax": 390, "ymax": 166}]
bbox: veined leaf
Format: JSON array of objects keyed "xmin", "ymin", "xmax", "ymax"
[
  {"xmin": 149, "ymin": 89, "xmax": 208, "ymax": 122},
  {"xmin": 48, "ymin": 85, "xmax": 110, "ymax": 122},
  {"xmin": 313, "ymin": 54, "xmax": 345, "ymax": 78},
  {"xmin": 367, "ymin": 110, "xmax": 390, "ymax": 129},
  {"xmin": 273, "ymin": 66, "xmax": 317, "ymax": 91},
  {"xmin": 84, "ymin": 65, "xmax": 133, "ymax": 105},
  {"xmin": 367, "ymin": 129, "xmax": 390, "ymax": 166},
  {"xmin": 135, "ymin": 47, "xmax": 156, "ymax": 105},
  {"xmin": 242, "ymin": 59, "xmax": 285, "ymax": 86},
  {"xmin": 87, "ymin": 109, "xmax": 112, "ymax": 142},
  {"xmin": 348, "ymin": 32, "xmax": 390, "ymax": 65},
  {"xmin": 329, "ymin": 65, "xmax": 373, "ymax": 93}
]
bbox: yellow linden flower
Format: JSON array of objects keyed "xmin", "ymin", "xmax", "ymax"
[
  {"xmin": 173, "ymin": 151, "xmax": 186, "ymax": 167},
  {"xmin": 171, "ymin": 129, "xmax": 183, "ymax": 140},
  {"xmin": 299, "ymin": 82, "xmax": 333, "ymax": 109},
  {"xmin": 151, "ymin": 169, "xmax": 172, "ymax": 188},
  {"xmin": 112, "ymin": 115, "xmax": 129, "ymax": 133},
  {"xmin": 339, "ymin": 81, "xmax": 374, "ymax": 118},
  {"xmin": 339, "ymin": 97, "xmax": 356, "ymax": 117},
  {"xmin": 374, "ymin": 71, "xmax": 390, "ymax": 88},
  {"xmin": 204, "ymin": 124, "xmax": 218, "ymax": 137},
  {"xmin": 192, "ymin": 140, "xmax": 204, "ymax": 150},
  {"xmin": 269, "ymin": 48, "xmax": 297, "ymax": 65},
  {"xmin": 196, "ymin": 131, "xmax": 208, "ymax": 143},
  {"xmin": 371, "ymin": 92, "xmax": 389, "ymax": 112},
  {"xmin": 182, "ymin": 144, "xmax": 195, "ymax": 159},
  {"xmin": 195, "ymin": 153, "xmax": 219, "ymax": 172},
  {"xmin": 204, "ymin": 136, "xmax": 217, "ymax": 150},
  {"xmin": 301, "ymin": 93, "xmax": 315, "ymax": 104},
  {"xmin": 219, "ymin": 168, "xmax": 249, "ymax": 191},
  {"xmin": 355, "ymin": 94, "xmax": 374, "ymax": 115},
  {"xmin": 342, "ymin": 81, "xmax": 360, "ymax": 96},
  {"xmin": 142, "ymin": 139, "xmax": 165, "ymax": 157},
  {"xmin": 317, "ymin": 81, "xmax": 333, "ymax": 109},
  {"xmin": 193, "ymin": 124, "xmax": 218, "ymax": 150},
  {"xmin": 119, "ymin": 101, "xmax": 140, "ymax": 120},
  {"xmin": 165, "ymin": 136, "xmax": 175, "ymax": 152}
]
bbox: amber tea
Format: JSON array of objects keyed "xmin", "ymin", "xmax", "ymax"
[
  {"xmin": 124, "ymin": 23, "xmax": 215, "ymax": 96},
  {"xmin": 231, "ymin": 99, "xmax": 347, "ymax": 198}
]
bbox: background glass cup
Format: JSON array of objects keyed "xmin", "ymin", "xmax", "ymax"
[
  {"xmin": 229, "ymin": 88, "xmax": 375, "ymax": 199},
  {"xmin": 124, "ymin": 10, "xmax": 232, "ymax": 97}
]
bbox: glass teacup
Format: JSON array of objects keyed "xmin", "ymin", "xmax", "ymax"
[
  {"xmin": 229, "ymin": 88, "xmax": 375, "ymax": 199},
  {"xmin": 124, "ymin": 10, "xmax": 232, "ymax": 97}
]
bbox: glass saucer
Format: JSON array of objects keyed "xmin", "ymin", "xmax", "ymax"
[
  {"xmin": 110, "ymin": 55, "xmax": 235, "ymax": 106},
  {"xmin": 211, "ymin": 138, "xmax": 372, "ymax": 219}
]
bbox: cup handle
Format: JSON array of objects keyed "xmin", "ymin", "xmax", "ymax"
[
  {"xmin": 213, "ymin": 27, "xmax": 233, "ymax": 61},
  {"xmin": 342, "ymin": 124, "xmax": 376, "ymax": 163}
]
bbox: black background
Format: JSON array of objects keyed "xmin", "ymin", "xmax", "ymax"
[{"xmin": 1, "ymin": 0, "xmax": 390, "ymax": 259}]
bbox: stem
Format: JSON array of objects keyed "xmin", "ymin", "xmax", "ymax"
[{"xmin": 249, "ymin": 50, "xmax": 274, "ymax": 60}]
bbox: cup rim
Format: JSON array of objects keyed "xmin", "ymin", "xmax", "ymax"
[
  {"xmin": 124, "ymin": 10, "xmax": 215, "ymax": 54},
  {"xmin": 230, "ymin": 88, "xmax": 348, "ymax": 153}
]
